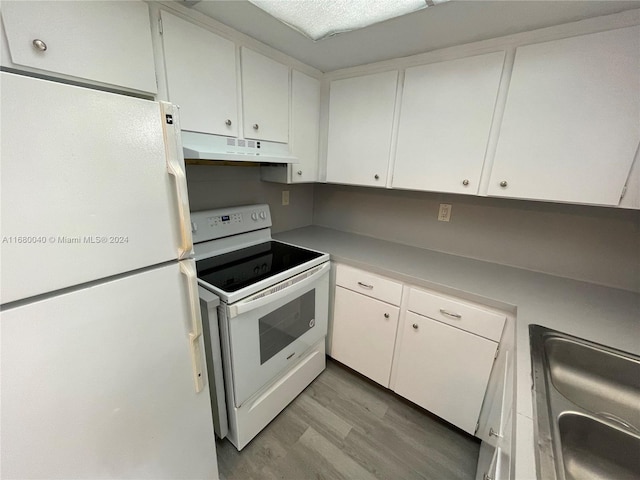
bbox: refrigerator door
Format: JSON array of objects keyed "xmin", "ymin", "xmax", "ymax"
[
  {"xmin": 0, "ymin": 72, "xmax": 192, "ymax": 304},
  {"xmin": 0, "ymin": 260, "xmax": 219, "ymax": 479}
]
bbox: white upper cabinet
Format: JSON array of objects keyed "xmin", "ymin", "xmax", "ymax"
[
  {"xmin": 290, "ymin": 70, "xmax": 321, "ymax": 182},
  {"xmin": 489, "ymin": 26, "xmax": 640, "ymax": 206},
  {"xmin": 0, "ymin": 1, "xmax": 157, "ymax": 94},
  {"xmin": 160, "ymin": 11, "xmax": 238, "ymax": 137},
  {"xmin": 326, "ymin": 71, "xmax": 399, "ymax": 187},
  {"xmin": 260, "ymin": 70, "xmax": 321, "ymax": 183},
  {"xmin": 241, "ymin": 48, "xmax": 290, "ymax": 143},
  {"xmin": 392, "ymin": 52, "xmax": 505, "ymax": 194}
]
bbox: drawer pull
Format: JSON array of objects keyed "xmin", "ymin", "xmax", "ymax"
[
  {"xmin": 357, "ymin": 282, "xmax": 373, "ymax": 290},
  {"xmin": 439, "ymin": 308, "xmax": 462, "ymax": 319},
  {"xmin": 489, "ymin": 427, "xmax": 502, "ymax": 438},
  {"xmin": 412, "ymin": 323, "xmax": 419, "ymax": 330},
  {"xmin": 384, "ymin": 313, "xmax": 390, "ymax": 319}
]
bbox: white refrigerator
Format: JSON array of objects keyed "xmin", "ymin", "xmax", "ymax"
[{"xmin": 0, "ymin": 72, "xmax": 219, "ymax": 479}]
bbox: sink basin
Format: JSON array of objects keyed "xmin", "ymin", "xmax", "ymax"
[
  {"xmin": 559, "ymin": 413, "xmax": 640, "ymax": 480},
  {"xmin": 530, "ymin": 325, "xmax": 640, "ymax": 480},
  {"xmin": 546, "ymin": 337, "xmax": 640, "ymax": 432}
]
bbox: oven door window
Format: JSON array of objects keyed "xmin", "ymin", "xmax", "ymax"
[{"xmin": 259, "ymin": 290, "xmax": 315, "ymax": 365}]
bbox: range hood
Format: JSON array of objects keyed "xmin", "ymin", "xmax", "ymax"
[{"xmin": 181, "ymin": 131, "xmax": 297, "ymax": 164}]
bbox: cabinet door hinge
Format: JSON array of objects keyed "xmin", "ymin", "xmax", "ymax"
[
  {"xmin": 158, "ymin": 14, "xmax": 163, "ymax": 35},
  {"xmin": 474, "ymin": 421, "xmax": 479, "ymax": 435},
  {"xmin": 620, "ymin": 184, "xmax": 627, "ymax": 200},
  {"xmin": 494, "ymin": 346, "xmax": 500, "ymax": 360}
]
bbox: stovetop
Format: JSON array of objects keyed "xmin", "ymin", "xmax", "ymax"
[{"xmin": 196, "ymin": 240, "xmax": 324, "ymax": 294}]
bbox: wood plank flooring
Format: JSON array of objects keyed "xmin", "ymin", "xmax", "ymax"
[{"xmin": 216, "ymin": 358, "xmax": 480, "ymax": 480}]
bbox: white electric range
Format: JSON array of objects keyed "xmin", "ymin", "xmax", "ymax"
[{"xmin": 192, "ymin": 204, "xmax": 330, "ymax": 450}]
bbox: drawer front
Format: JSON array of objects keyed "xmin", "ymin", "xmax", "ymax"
[
  {"xmin": 407, "ymin": 288, "xmax": 505, "ymax": 341},
  {"xmin": 335, "ymin": 264, "xmax": 403, "ymax": 306}
]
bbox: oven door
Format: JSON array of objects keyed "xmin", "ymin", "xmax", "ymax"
[{"xmin": 224, "ymin": 262, "xmax": 329, "ymax": 407}]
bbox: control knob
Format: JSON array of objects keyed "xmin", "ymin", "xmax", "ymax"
[
  {"xmin": 259, "ymin": 211, "xmax": 267, "ymax": 220},
  {"xmin": 251, "ymin": 212, "xmax": 258, "ymax": 221}
]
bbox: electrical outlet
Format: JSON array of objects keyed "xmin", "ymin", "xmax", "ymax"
[
  {"xmin": 282, "ymin": 190, "xmax": 290, "ymax": 206},
  {"xmin": 438, "ymin": 203, "xmax": 452, "ymax": 222}
]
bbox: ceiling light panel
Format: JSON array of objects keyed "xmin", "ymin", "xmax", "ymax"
[{"xmin": 248, "ymin": 0, "xmax": 447, "ymax": 41}]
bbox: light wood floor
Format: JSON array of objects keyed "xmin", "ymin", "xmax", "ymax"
[{"xmin": 216, "ymin": 358, "xmax": 480, "ymax": 480}]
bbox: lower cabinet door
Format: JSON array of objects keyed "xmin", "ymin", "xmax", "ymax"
[
  {"xmin": 494, "ymin": 409, "xmax": 513, "ymax": 480},
  {"xmin": 394, "ymin": 311, "xmax": 498, "ymax": 434},
  {"xmin": 331, "ymin": 286, "xmax": 400, "ymax": 387}
]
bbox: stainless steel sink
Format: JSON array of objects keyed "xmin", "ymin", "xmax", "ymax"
[
  {"xmin": 558, "ymin": 413, "xmax": 640, "ymax": 480},
  {"xmin": 530, "ymin": 325, "xmax": 640, "ymax": 480}
]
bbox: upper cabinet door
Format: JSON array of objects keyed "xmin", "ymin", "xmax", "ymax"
[
  {"xmin": 0, "ymin": 1, "xmax": 157, "ymax": 94},
  {"xmin": 241, "ymin": 48, "xmax": 290, "ymax": 143},
  {"xmin": 291, "ymin": 70, "xmax": 321, "ymax": 183},
  {"xmin": 393, "ymin": 52, "xmax": 505, "ymax": 194},
  {"xmin": 326, "ymin": 71, "xmax": 399, "ymax": 187},
  {"xmin": 489, "ymin": 26, "xmax": 640, "ymax": 206},
  {"xmin": 161, "ymin": 11, "xmax": 238, "ymax": 137}
]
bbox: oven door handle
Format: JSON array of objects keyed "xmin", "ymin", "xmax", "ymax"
[{"xmin": 229, "ymin": 262, "xmax": 330, "ymax": 318}]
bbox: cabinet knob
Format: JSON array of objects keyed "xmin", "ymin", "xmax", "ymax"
[
  {"xmin": 374, "ymin": 174, "xmax": 380, "ymax": 180},
  {"xmin": 253, "ymin": 123, "xmax": 259, "ymax": 130},
  {"xmin": 500, "ymin": 180, "xmax": 508, "ymax": 188},
  {"xmin": 225, "ymin": 119, "xmax": 232, "ymax": 126},
  {"xmin": 297, "ymin": 170, "xmax": 303, "ymax": 175},
  {"xmin": 384, "ymin": 313, "xmax": 390, "ymax": 319},
  {"xmin": 462, "ymin": 179, "xmax": 470, "ymax": 186},
  {"xmin": 412, "ymin": 323, "xmax": 419, "ymax": 330},
  {"xmin": 32, "ymin": 39, "xmax": 47, "ymax": 51}
]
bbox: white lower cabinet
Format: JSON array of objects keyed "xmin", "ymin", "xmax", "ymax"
[
  {"xmin": 494, "ymin": 409, "xmax": 513, "ymax": 480},
  {"xmin": 478, "ymin": 349, "xmax": 513, "ymax": 447},
  {"xmin": 477, "ymin": 408, "xmax": 513, "ymax": 480},
  {"xmin": 330, "ymin": 264, "xmax": 508, "ymax": 437},
  {"xmin": 393, "ymin": 311, "xmax": 499, "ymax": 435},
  {"xmin": 331, "ymin": 286, "xmax": 400, "ymax": 387}
]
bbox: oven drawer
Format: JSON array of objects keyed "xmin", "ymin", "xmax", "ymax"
[{"xmin": 335, "ymin": 264, "xmax": 403, "ymax": 306}]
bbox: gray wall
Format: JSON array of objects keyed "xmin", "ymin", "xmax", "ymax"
[
  {"xmin": 313, "ymin": 184, "xmax": 640, "ymax": 292},
  {"xmin": 186, "ymin": 165, "xmax": 315, "ymax": 233}
]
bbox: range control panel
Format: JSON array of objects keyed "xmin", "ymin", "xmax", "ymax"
[
  {"xmin": 190, "ymin": 204, "xmax": 272, "ymax": 243},
  {"xmin": 207, "ymin": 213, "xmax": 242, "ymax": 226}
]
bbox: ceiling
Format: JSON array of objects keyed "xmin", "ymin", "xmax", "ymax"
[{"xmin": 192, "ymin": 0, "xmax": 640, "ymax": 72}]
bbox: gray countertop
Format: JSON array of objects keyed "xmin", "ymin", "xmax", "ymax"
[{"xmin": 274, "ymin": 225, "xmax": 640, "ymax": 479}]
